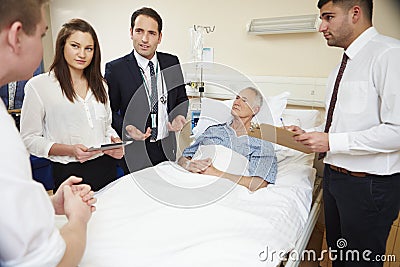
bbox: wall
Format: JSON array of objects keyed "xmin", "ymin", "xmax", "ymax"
[
  {"xmin": 47, "ymin": 0, "xmax": 400, "ymax": 77},
  {"xmin": 42, "ymin": 4, "xmax": 54, "ymax": 71}
]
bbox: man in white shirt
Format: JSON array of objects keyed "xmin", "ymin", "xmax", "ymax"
[
  {"xmin": 288, "ymin": 1, "xmax": 400, "ymax": 266},
  {"xmin": 0, "ymin": 1, "xmax": 96, "ymax": 266}
]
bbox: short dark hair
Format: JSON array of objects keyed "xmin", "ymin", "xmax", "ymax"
[
  {"xmin": 0, "ymin": 0, "xmax": 49, "ymax": 35},
  {"xmin": 317, "ymin": 0, "xmax": 373, "ymax": 21},
  {"xmin": 131, "ymin": 7, "xmax": 163, "ymax": 33}
]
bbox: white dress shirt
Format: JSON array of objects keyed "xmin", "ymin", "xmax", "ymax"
[
  {"xmin": 323, "ymin": 27, "xmax": 400, "ymax": 175},
  {"xmin": 134, "ymin": 50, "xmax": 169, "ymax": 140},
  {"xmin": 0, "ymin": 101, "xmax": 65, "ymax": 266},
  {"xmin": 20, "ymin": 72, "xmax": 118, "ymax": 164}
]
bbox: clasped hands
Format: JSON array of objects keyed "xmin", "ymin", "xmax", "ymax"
[
  {"xmin": 180, "ymin": 157, "xmax": 221, "ymax": 177},
  {"xmin": 125, "ymin": 115, "xmax": 186, "ymax": 141},
  {"xmin": 51, "ymin": 176, "xmax": 97, "ymax": 222}
]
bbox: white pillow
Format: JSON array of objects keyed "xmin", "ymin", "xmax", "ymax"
[
  {"xmin": 281, "ymin": 109, "xmax": 322, "ymax": 129},
  {"xmin": 191, "ymin": 98, "xmax": 233, "ymax": 139},
  {"xmin": 274, "ymin": 163, "xmax": 316, "ymax": 190},
  {"xmin": 276, "ymin": 148, "xmax": 315, "ymax": 167},
  {"xmin": 192, "ymin": 145, "xmax": 250, "ymax": 176},
  {"xmin": 262, "ymin": 91, "xmax": 290, "ymax": 126},
  {"xmin": 276, "ymin": 109, "xmax": 322, "ymax": 166},
  {"xmin": 192, "ymin": 92, "xmax": 290, "ymax": 139}
]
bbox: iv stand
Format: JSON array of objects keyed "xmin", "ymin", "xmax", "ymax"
[{"xmin": 187, "ymin": 24, "xmax": 215, "ymax": 100}]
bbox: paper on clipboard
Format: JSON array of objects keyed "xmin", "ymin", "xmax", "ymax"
[
  {"xmin": 87, "ymin": 141, "xmax": 133, "ymax": 152},
  {"xmin": 248, "ymin": 124, "xmax": 313, "ymax": 154}
]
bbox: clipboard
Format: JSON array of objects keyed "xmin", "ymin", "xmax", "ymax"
[
  {"xmin": 248, "ymin": 124, "xmax": 313, "ymax": 154},
  {"xmin": 87, "ymin": 141, "xmax": 133, "ymax": 152}
]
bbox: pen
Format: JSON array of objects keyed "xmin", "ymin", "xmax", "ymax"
[{"xmin": 280, "ymin": 117, "xmax": 286, "ymax": 128}]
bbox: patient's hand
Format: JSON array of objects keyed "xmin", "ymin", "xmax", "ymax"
[
  {"xmin": 126, "ymin": 125, "xmax": 151, "ymax": 140},
  {"xmin": 184, "ymin": 158, "xmax": 212, "ymax": 173},
  {"xmin": 201, "ymin": 164, "xmax": 222, "ymax": 177}
]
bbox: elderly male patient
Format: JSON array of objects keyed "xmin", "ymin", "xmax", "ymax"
[{"xmin": 177, "ymin": 87, "xmax": 277, "ymax": 191}]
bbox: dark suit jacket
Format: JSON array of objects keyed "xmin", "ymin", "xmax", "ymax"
[
  {"xmin": 0, "ymin": 65, "xmax": 43, "ymax": 110},
  {"xmin": 105, "ymin": 51, "xmax": 188, "ymax": 171},
  {"xmin": 0, "ymin": 82, "xmax": 26, "ymax": 110},
  {"xmin": 105, "ymin": 51, "xmax": 188, "ymax": 137}
]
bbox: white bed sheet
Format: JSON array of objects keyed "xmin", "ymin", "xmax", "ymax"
[{"xmin": 78, "ymin": 162, "xmax": 315, "ymax": 267}]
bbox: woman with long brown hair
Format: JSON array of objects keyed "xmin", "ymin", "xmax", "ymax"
[{"xmin": 21, "ymin": 18, "xmax": 123, "ymax": 191}]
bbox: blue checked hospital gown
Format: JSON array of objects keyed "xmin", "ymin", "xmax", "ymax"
[{"xmin": 182, "ymin": 123, "xmax": 277, "ymax": 183}]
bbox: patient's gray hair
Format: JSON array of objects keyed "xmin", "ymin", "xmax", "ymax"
[{"xmin": 244, "ymin": 87, "xmax": 263, "ymax": 109}]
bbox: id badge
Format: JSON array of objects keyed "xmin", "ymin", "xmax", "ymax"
[{"xmin": 151, "ymin": 113, "xmax": 157, "ymax": 128}]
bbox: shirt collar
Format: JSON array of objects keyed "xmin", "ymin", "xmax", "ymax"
[
  {"xmin": 134, "ymin": 50, "xmax": 158, "ymax": 71},
  {"xmin": 345, "ymin": 27, "xmax": 378, "ymax": 60}
]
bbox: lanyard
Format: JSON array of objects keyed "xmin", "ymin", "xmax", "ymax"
[{"xmin": 139, "ymin": 63, "xmax": 166, "ymax": 107}]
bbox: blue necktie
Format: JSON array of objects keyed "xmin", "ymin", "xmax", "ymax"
[{"xmin": 148, "ymin": 61, "xmax": 158, "ymax": 140}]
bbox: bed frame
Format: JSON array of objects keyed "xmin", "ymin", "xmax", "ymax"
[{"xmin": 284, "ymin": 178, "xmax": 323, "ymax": 267}]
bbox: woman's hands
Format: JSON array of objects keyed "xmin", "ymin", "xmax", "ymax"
[
  {"xmin": 103, "ymin": 136, "xmax": 124, "ymax": 159},
  {"xmin": 70, "ymin": 144, "xmax": 100, "ymax": 163}
]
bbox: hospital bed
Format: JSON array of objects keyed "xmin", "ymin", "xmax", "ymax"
[{"xmin": 56, "ymin": 94, "xmax": 324, "ymax": 267}]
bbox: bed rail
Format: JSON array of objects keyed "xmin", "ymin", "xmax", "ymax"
[{"xmin": 284, "ymin": 188, "xmax": 323, "ymax": 267}]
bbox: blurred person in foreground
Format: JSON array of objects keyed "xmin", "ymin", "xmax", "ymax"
[{"xmin": 0, "ymin": 1, "xmax": 96, "ymax": 266}]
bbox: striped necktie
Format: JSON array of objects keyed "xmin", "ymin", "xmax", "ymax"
[
  {"xmin": 148, "ymin": 61, "xmax": 158, "ymax": 140},
  {"xmin": 8, "ymin": 81, "xmax": 17, "ymax": 110},
  {"xmin": 318, "ymin": 53, "xmax": 349, "ymax": 160}
]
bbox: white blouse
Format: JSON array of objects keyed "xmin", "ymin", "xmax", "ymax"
[{"xmin": 21, "ymin": 72, "xmax": 118, "ymax": 164}]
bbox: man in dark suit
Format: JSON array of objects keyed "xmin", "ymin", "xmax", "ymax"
[
  {"xmin": 0, "ymin": 64, "xmax": 43, "ymax": 129},
  {"xmin": 105, "ymin": 7, "xmax": 188, "ymax": 173},
  {"xmin": 0, "ymin": 64, "xmax": 43, "ymax": 110}
]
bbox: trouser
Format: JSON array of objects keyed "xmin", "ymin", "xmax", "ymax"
[
  {"xmin": 117, "ymin": 140, "xmax": 169, "ymax": 174},
  {"xmin": 53, "ymin": 155, "xmax": 117, "ymax": 192},
  {"xmin": 123, "ymin": 136, "xmax": 176, "ymax": 174},
  {"xmin": 323, "ymin": 164, "xmax": 400, "ymax": 267}
]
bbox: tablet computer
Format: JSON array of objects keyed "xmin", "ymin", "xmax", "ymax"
[{"xmin": 87, "ymin": 141, "xmax": 133, "ymax": 152}]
